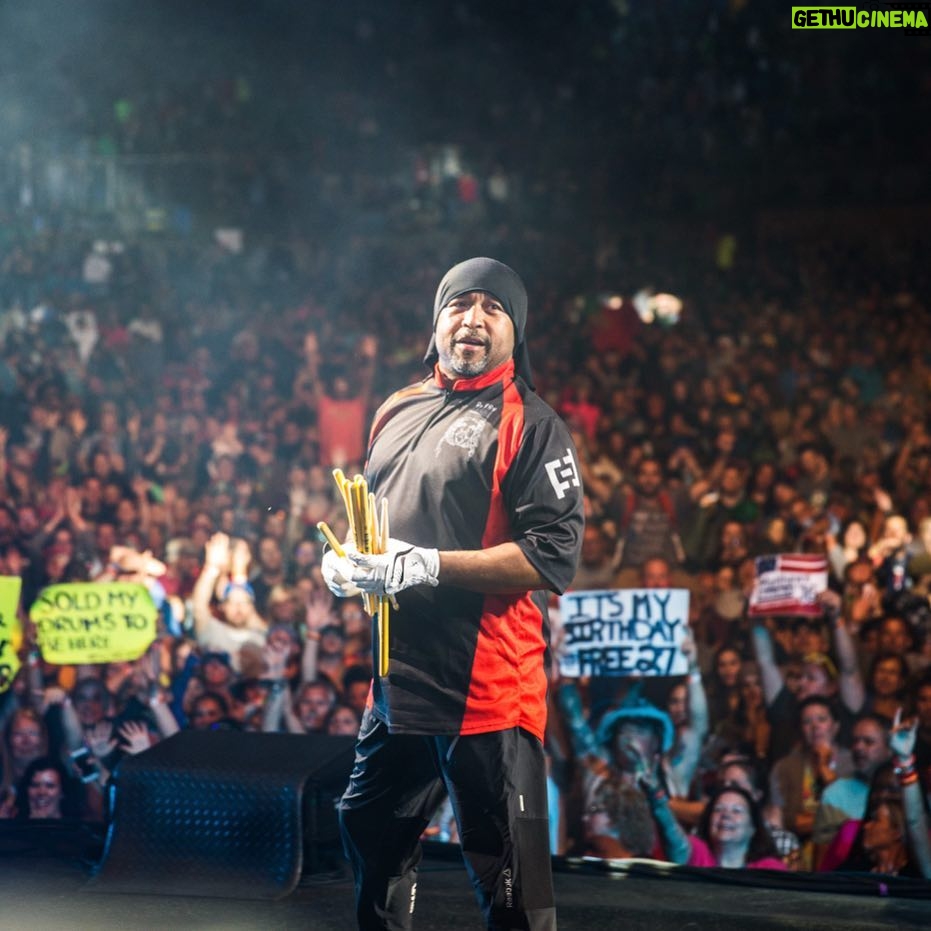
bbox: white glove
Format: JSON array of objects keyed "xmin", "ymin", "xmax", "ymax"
[
  {"xmin": 348, "ymin": 543, "xmax": 440, "ymax": 596},
  {"xmin": 321, "ymin": 545, "xmax": 362, "ymax": 598}
]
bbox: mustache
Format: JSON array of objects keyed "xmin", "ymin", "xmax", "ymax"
[{"xmin": 453, "ymin": 329, "xmax": 490, "ymax": 347}]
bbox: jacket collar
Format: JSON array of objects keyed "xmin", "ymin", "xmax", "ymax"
[{"xmin": 432, "ymin": 358, "xmax": 515, "ymax": 392}]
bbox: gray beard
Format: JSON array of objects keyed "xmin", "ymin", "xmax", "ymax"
[{"xmin": 444, "ymin": 344, "xmax": 490, "ymax": 378}]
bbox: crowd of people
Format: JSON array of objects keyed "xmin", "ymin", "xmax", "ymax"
[
  {"xmin": 0, "ymin": 0, "xmax": 929, "ymax": 894},
  {"xmin": 1, "ymin": 212, "xmax": 929, "ymax": 883}
]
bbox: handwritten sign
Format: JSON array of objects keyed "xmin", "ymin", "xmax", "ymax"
[
  {"xmin": 559, "ymin": 588, "xmax": 690, "ymax": 678},
  {"xmin": 30, "ymin": 582, "xmax": 157, "ymax": 665},
  {"xmin": 0, "ymin": 576, "xmax": 23, "ymax": 693},
  {"xmin": 748, "ymin": 554, "xmax": 828, "ymax": 617}
]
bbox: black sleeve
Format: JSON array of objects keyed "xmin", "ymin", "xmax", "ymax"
[{"xmin": 503, "ymin": 413, "xmax": 584, "ymax": 594}]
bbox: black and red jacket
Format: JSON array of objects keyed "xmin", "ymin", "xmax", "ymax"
[{"xmin": 364, "ymin": 358, "xmax": 584, "ymax": 740}]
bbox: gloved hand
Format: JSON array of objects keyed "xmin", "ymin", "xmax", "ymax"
[
  {"xmin": 348, "ymin": 542, "xmax": 440, "ymax": 596},
  {"xmin": 322, "ymin": 545, "xmax": 362, "ymax": 598}
]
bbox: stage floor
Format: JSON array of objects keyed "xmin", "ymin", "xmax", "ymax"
[{"xmin": 2, "ymin": 843, "xmax": 931, "ymax": 931}]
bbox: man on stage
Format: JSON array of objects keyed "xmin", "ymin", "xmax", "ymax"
[{"xmin": 323, "ymin": 257, "xmax": 584, "ymax": 929}]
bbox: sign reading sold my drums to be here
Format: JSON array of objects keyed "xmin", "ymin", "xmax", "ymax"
[{"xmin": 30, "ymin": 582, "xmax": 158, "ymax": 665}]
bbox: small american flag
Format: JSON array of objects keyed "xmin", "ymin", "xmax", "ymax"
[{"xmin": 748, "ymin": 553, "xmax": 828, "ymax": 617}]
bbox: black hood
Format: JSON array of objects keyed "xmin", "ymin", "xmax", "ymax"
[{"xmin": 423, "ymin": 257, "xmax": 534, "ymax": 389}]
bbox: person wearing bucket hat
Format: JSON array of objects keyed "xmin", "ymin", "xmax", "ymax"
[
  {"xmin": 556, "ymin": 680, "xmax": 683, "ymax": 860},
  {"xmin": 596, "ymin": 692, "xmax": 676, "ymax": 757},
  {"xmin": 323, "ymin": 258, "xmax": 583, "ymax": 930}
]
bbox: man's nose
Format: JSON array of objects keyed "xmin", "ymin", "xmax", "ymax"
[{"xmin": 462, "ymin": 301, "xmax": 485, "ymax": 327}]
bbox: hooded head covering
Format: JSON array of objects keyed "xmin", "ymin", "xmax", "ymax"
[{"xmin": 423, "ymin": 257, "xmax": 534, "ymax": 389}]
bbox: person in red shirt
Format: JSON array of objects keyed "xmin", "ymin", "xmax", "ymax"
[{"xmin": 323, "ymin": 258, "xmax": 583, "ymax": 930}]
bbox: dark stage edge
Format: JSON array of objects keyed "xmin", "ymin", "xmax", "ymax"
[{"xmin": 2, "ymin": 845, "xmax": 931, "ymax": 930}]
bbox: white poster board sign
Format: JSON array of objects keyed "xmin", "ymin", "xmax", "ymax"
[{"xmin": 558, "ymin": 588, "xmax": 690, "ymax": 678}]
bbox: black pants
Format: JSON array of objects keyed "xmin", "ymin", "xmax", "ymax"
[{"xmin": 339, "ymin": 711, "xmax": 556, "ymax": 930}]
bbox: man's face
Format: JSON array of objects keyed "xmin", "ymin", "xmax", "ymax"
[
  {"xmin": 640, "ymin": 558, "xmax": 671, "ymax": 588},
  {"xmin": 793, "ymin": 622, "xmax": 827, "ymax": 657},
  {"xmin": 720, "ymin": 467, "xmax": 744, "ymax": 495},
  {"xmin": 435, "ymin": 291, "xmax": 515, "ymax": 380},
  {"xmin": 882, "ymin": 516, "xmax": 911, "ymax": 549},
  {"xmin": 879, "ymin": 618, "xmax": 911, "ymax": 655},
  {"xmin": 800, "ymin": 449, "xmax": 819, "ymax": 475},
  {"xmin": 346, "ymin": 680, "xmax": 370, "ymax": 714},
  {"xmin": 259, "ymin": 538, "xmax": 283, "ymax": 572},
  {"xmin": 17, "ymin": 506, "xmax": 38, "ymax": 535},
  {"xmin": 871, "ymin": 657, "xmax": 904, "ymax": 697},
  {"xmin": 73, "ymin": 686, "xmax": 107, "ymax": 727},
  {"xmin": 190, "ymin": 698, "xmax": 224, "ymax": 729},
  {"xmin": 635, "ymin": 461, "xmax": 662, "ymax": 497},
  {"xmin": 222, "ymin": 589, "xmax": 254, "ymax": 627},
  {"xmin": 612, "ymin": 720, "xmax": 660, "ymax": 773},
  {"xmin": 96, "ymin": 523, "xmax": 117, "ymax": 556},
  {"xmin": 202, "ymin": 657, "xmax": 231, "ymax": 687},
  {"xmin": 851, "ymin": 720, "xmax": 890, "ymax": 778},
  {"xmin": 581, "ymin": 527, "xmax": 608, "ymax": 566},
  {"xmin": 83, "ymin": 477, "xmax": 102, "ymax": 503},
  {"xmin": 298, "ymin": 685, "xmax": 334, "ymax": 731},
  {"xmin": 845, "ymin": 560, "xmax": 874, "ymax": 591},
  {"xmin": 797, "ymin": 662, "xmax": 834, "ymax": 700},
  {"xmin": 10, "ymin": 716, "xmax": 43, "ymax": 762}
]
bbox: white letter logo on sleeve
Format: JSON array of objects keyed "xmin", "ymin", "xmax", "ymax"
[{"xmin": 544, "ymin": 448, "xmax": 581, "ymax": 500}]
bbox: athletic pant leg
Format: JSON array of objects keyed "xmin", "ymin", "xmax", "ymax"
[
  {"xmin": 339, "ymin": 710, "xmax": 447, "ymax": 930},
  {"xmin": 439, "ymin": 727, "xmax": 556, "ymax": 931}
]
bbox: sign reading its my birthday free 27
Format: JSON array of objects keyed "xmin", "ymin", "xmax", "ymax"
[
  {"xmin": 30, "ymin": 582, "xmax": 158, "ymax": 665},
  {"xmin": 559, "ymin": 588, "xmax": 690, "ymax": 678}
]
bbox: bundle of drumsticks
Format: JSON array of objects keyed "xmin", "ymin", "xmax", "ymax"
[{"xmin": 316, "ymin": 469, "xmax": 395, "ymax": 677}]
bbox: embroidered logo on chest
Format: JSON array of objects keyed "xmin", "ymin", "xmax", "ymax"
[{"xmin": 436, "ymin": 412, "xmax": 489, "ymax": 459}]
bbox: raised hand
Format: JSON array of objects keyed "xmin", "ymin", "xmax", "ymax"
[
  {"xmin": 85, "ymin": 721, "xmax": 117, "ymax": 759},
  {"xmin": 230, "ymin": 537, "xmax": 251, "ymax": 580},
  {"xmin": 205, "ymin": 533, "xmax": 231, "ymax": 572},
  {"xmin": 359, "ymin": 334, "xmax": 378, "ymax": 359},
  {"xmin": 305, "ymin": 587, "xmax": 335, "ymax": 632},
  {"xmin": 874, "ymin": 488, "xmax": 894, "ymax": 516},
  {"xmin": 118, "ymin": 721, "xmax": 152, "ymax": 755},
  {"xmin": 817, "ymin": 588, "xmax": 842, "ymax": 618},
  {"xmin": 890, "ymin": 707, "xmax": 918, "ymax": 762}
]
